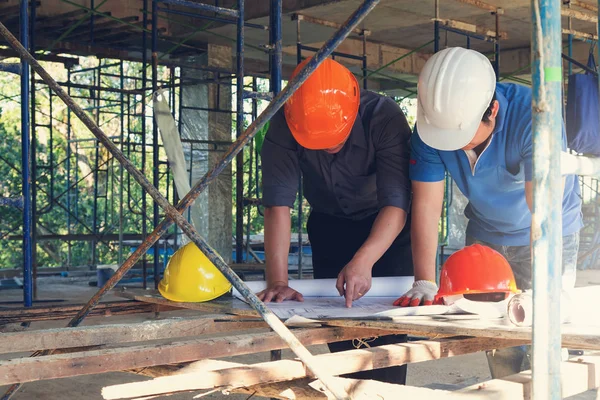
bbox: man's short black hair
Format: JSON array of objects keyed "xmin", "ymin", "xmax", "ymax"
[{"xmin": 481, "ymin": 92, "xmax": 497, "ymax": 124}]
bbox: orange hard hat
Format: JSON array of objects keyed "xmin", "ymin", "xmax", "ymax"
[
  {"xmin": 284, "ymin": 57, "xmax": 360, "ymax": 150},
  {"xmin": 435, "ymin": 244, "xmax": 519, "ymax": 302}
]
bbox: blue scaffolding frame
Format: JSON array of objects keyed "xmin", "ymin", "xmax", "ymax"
[{"xmin": 3, "ymin": 0, "xmax": 600, "ymax": 398}]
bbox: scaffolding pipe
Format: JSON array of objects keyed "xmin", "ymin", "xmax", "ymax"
[
  {"xmin": 0, "ymin": 0, "xmax": 381, "ymax": 396},
  {"xmin": 243, "ymin": 90, "xmax": 273, "ymax": 100},
  {"xmin": 155, "ymin": 0, "xmax": 239, "ymax": 17},
  {"xmin": 562, "ymin": 52, "xmax": 598, "ymax": 75},
  {"xmin": 270, "ymin": 0, "xmax": 282, "ymax": 95},
  {"xmin": 20, "ymin": 0, "xmax": 33, "ymax": 309},
  {"xmin": 568, "ymin": 3, "xmax": 573, "ymax": 76},
  {"xmin": 156, "ymin": 6, "xmax": 267, "ymax": 30},
  {"xmin": 0, "ymin": 197, "xmax": 24, "ymax": 209},
  {"xmin": 0, "ymin": 63, "xmax": 21, "ymax": 74},
  {"xmin": 235, "ymin": 0, "xmax": 245, "ymax": 264},
  {"xmin": 531, "ymin": 0, "xmax": 563, "ymax": 398},
  {"xmin": 362, "ymin": 32, "xmax": 368, "ymax": 90},
  {"xmin": 295, "ymin": 13, "xmax": 304, "ymax": 280},
  {"xmin": 152, "ymin": 0, "xmax": 161, "ymax": 289},
  {"xmin": 434, "ymin": 0, "xmax": 440, "ymax": 52},
  {"xmin": 142, "ymin": 0, "xmax": 149, "ymax": 289},
  {"xmin": 494, "ymin": 10, "xmax": 500, "ymax": 79}
]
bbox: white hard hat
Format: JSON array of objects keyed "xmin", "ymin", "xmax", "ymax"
[{"xmin": 416, "ymin": 47, "xmax": 496, "ymax": 151}]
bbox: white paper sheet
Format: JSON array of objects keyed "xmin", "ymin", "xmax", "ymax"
[
  {"xmin": 507, "ymin": 285, "xmax": 600, "ymax": 327},
  {"xmin": 234, "ymin": 277, "xmax": 512, "ymax": 320},
  {"xmin": 232, "ymin": 276, "xmax": 414, "ymax": 299},
  {"xmin": 236, "ymin": 296, "xmax": 401, "ymax": 319}
]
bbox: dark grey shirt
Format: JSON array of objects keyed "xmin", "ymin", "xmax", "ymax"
[{"xmin": 261, "ymin": 90, "xmax": 411, "ymax": 220}]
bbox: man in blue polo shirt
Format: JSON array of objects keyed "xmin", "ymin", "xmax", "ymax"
[{"xmin": 395, "ymin": 47, "xmax": 583, "ymax": 377}]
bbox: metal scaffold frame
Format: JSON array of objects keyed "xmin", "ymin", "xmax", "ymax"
[
  {"xmin": 0, "ymin": 1, "xmax": 382, "ymax": 399},
  {"xmin": 1, "ymin": 0, "xmax": 600, "ymax": 399}
]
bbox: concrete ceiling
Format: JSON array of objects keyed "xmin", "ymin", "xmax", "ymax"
[{"xmin": 1, "ymin": 0, "xmax": 598, "ymax": 96}]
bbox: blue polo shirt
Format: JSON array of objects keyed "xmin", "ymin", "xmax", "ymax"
[{"xmin": 410, "ymin": 83, "xmax": 583, "ymax": 246}]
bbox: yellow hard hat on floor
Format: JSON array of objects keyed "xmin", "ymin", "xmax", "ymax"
[{"xmin": 159, "ymin": 242, "xmax": 231, "ymax": 302}]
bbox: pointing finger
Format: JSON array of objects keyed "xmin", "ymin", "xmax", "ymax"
[{"xmin": 345, "ymin": 283, "xmax": 354, "ymax": 308}]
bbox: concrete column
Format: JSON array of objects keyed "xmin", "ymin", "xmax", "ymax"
[
  {"xmin": 207, "ymin": 44, "xmax": 233, "ymax": 263},
  {"xmin": 179, "ymin": 44, "xmax": 232, "ymax": 262}
]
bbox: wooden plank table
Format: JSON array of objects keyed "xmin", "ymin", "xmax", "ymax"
[{"xmin": 115, "ymin": 288, "xmax": 600, "ymax": 350}]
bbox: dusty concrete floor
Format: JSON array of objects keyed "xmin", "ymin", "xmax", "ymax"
[{"xmin": 0, "ymin": 271, "xmax": 599, "ymax": 399}]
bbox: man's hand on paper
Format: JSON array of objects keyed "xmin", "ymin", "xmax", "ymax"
[
  {"xmin": 257, "ymin": 283, "xmax": 304, "ymax": 303},
  {"xmin": 393, "ymin": 280, "xmax": 439, "ymax": 307},
  {"xmin": 336, "ymin": 260, "xmax": 372, "ymax": 308}
]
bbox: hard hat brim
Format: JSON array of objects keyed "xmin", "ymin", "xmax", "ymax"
[
  {"xmin": 416, "ymin": 105, "xmax": 480, "ymax": 152},
  {"xmin": 290, "ymin": 122, "xmax": 354, "ymax": 150}
]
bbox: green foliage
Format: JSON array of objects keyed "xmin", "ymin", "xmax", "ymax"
[{"xmin": 0, "ymin": 58, "xmax": 176, "ymax": 269}]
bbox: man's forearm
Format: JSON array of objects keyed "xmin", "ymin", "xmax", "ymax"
[
  {"xmin": 352, "ymin": 206, "xmax": 406, "ymax": 266},
  {"xmin": 411, "ymin": 209, "xmax": 439, "ymax": 282},
  {"xmin": 264, "ymin": 206, "xmax": 292, "ymax": 286},
  {"xmin": 411, "ymin": 181, "xmax": 445, "ymax": 282}
]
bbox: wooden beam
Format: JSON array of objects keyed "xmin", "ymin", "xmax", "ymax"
[
  {"xmin": 453, "ymin": 0, "xmax": 498, "ymax": 12},
  {"xmin": 116, "ymin": 289, "xmax": 259, "ymax": 317},
  {"xmin": 434, "ymin": 18, "xmax": 508, "ymax": 39},
  {"xmin": 235, "ymin": 376, "xmax": 468, "ymax": 400},
  {"xmin": 0, "ymin": 301, "xmax": 178, "ymax": 325},
  {"xmin": 0, "ymin": 317, "xmax": 266, "ymax": 354},
  {"xmin": 128, "ymin": 356, "xmax": 600, "ymax": 400},
  {"xmin": 561, "ymin": 8, "xmax": 597, "ymax": 23},
  {"xmin": 102, "ymin": 336, "xmax": 525, "ymax": 399},
  {"xmin": 233, "ymin": 377, "xmax": 330, "ymax": 400},
  {"xmin": 322, "ymin": 317, "xmax": 600, "ymax": 350},
  {"xmin": 293, "ymin": 14, "xmax": 370, "ymax": 36},
  {"xmin": 0, "ymin": 327, "xmax": 395, "ymax": 385},
  {"xmin": 136, "ymin": 365, "xmax": 466, "ymax": 400},
  {"xmin": 0, "ymin": 48, "xmax": 78, "ymax": 66},
  {"xmin": 569, "ymin": 0, "xmax": 598, "ymax": 14},
  {"xmin": 562, "ymin": 28, "xmax": 598, "ymax": 41},
  {"xmin": 458, "ymin": 355, "xmax": 600, "ymax": 399}
]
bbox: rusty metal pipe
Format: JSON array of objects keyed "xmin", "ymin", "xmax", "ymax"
[{"xmin": 0, "ymin": 0, "xmax": 382, "ymax": 394}]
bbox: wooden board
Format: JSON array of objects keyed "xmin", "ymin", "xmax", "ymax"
[
  {"xmin": 322, "ymin": 316, "xmax": 600, "ymax": 350},
  {"xmin": 116, "ymin": 289, "xmax": 600, "ymax": 350},
  {"xmin": 0, "ymin": 326, "xmax": 397, "ymax": 385},
  {"xmin": 114, "ymin": 289, "xmax": 259, "ymax": 317},
  {"xmin": 458, "ymin": 354, "xmax": 600, "ymax": 399},
  {"xmin": 0, "ymin": 301, "xmax": 179, "ymax": 325},
  {"xmin": 0, "ymin": 316, "xmax": 266, "ymax": 354},
  {"xmin": 101, "ymin": 336, "xmax": 526, "ymax": 399}
]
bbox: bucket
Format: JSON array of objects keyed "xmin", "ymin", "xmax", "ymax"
[{"xmin": 97, "ymin": 264, "xmax": 117, "ymax": 287}]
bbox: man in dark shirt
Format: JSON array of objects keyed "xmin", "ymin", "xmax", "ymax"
[{"xmin": 258, "ymin": 57, "xmax": 413, "ymax": 384}]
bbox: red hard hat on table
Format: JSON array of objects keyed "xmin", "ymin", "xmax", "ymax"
[{"xmin": 435, "ymin": 244, "xmax": 520, "ymax": 303}]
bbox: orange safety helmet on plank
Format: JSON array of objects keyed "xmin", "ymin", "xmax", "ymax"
[
  {"xmin": 284, "ymin": 57, "xmax": 360, "ymax": 150},
  {"xmin": 434, "ymin": 244, "xmax": 520, "ymax": 304}
]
